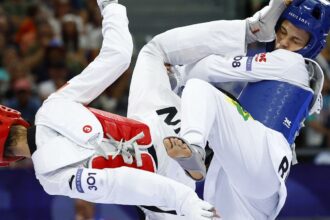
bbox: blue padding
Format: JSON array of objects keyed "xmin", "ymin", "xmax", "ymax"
[{"xmin": 238, "ymin": 81, "xmax": 313, "ymax": 145}]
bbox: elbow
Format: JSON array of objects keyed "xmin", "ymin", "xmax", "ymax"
[
  {"xmin": 36, "ymin": 174, "xmax": 63, "ymax": 196},
  {"xmin": 121, "ymin": 35, "xmax": 134, "ymax": 67},
  {"xmin": 119, "ymin": 34, "xmax": 134, "ymax": 68},
  {"xmin": 117, "ymin": 49, "xmax": 132, "ymax": 71},
  {"xmin": 99, "ymin": 45, "xmax": 133, "ymax": 71},
  {"xmin": 40, "ymin": 182, "xmax": 57, "ymax": 196}
]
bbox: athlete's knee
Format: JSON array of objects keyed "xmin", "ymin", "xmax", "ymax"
[
  {"xmin": 139, "ymin": 35, "xmax": 164, "ymax": 59},
  {"xmin": 186, "ymin": 78, "xmax": 214, "ymax": 90},
  {"xmin": 184, "ymin": 79, "xmax": 215, "ymax": 97},
  {"xmin": 37, "ymin": 177, "xmax": 57, "ymax": 196}
]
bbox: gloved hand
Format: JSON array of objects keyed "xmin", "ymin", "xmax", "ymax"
[
  {"xmin": 181, "ymin": 194, "xmax": 220, "ymax": 220},
  {"xmin": 97, "ymin": 0, "xmax": 118, "ymax": 13},
  {"xmin": 246, "ymin": 0, "xmax": 290, "ymax": 43}
]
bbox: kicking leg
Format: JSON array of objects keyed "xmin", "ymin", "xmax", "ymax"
[{"xmin": 165, "ymin": 78, "xmax": 279, "ymax": 198}]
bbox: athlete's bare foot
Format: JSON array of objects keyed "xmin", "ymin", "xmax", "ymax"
[
  {"xmin": 163, "ymin": 137, "xmax": 204, "ymax": 181},
  {"xmin": 163, "ymin": 137, "xmax": 192, "ymax": 158}
]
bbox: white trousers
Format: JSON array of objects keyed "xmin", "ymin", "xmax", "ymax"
[{"xmin": 180, "ymin": 78, "xmax": 286, "ymax": 219}]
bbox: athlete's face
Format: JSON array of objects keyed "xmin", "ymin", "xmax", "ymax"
[{"xmin": 275, "ymin": 20, "xmax": 310, "ymax": 52}]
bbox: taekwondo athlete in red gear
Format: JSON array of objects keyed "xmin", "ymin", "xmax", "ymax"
[
  {"xmin": 129, "ymin": 0, "xmax": 330, "ymax": 219},
  {"xmin": 0, "ymin": 1, "xmax": 217, "ymax": 219}
]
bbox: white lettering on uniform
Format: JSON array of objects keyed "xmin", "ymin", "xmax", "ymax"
[
  {"xmin": 283, "ymin": 117, "xmax": 292, "ymax": 129},
  {"xmin": 288, "ymin": 12, "xmax": 311, "ymax": 26}
]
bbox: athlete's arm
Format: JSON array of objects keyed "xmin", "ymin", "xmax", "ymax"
[
  {"xmin": 182, "ymin": 49, "xmax": 310, "ymax": 88},
  {"xmin": 149, "ymin": 20, "xmax": 247, "ymax": 66},
  {"xmin": 38, "ymin": 167, "xmax": 214, "ymax": 219},
  {"xmin": 147, "ymin": 0, "xmax": 289, "ymax": 66},
  {"xmin": 48, "ymin": 3, "xmax": 133, "ymax": 105}
]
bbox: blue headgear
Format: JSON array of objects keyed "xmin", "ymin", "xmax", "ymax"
[{"xmin": 279, "ymin": 0, "xmax": 330, "ymax": 58}]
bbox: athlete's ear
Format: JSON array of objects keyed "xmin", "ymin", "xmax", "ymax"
[{"xmin": 307, "ymin": 59, "xmax": 324, "ymax": 115}]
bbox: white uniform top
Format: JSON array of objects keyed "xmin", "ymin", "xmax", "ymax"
[
  {"xmin": 31, "ymin": 4, "xmax": 202, "ymax": 215},
  {"xmin": 129, "ymin": 18, "xmax": 310, "ymax": 219}
]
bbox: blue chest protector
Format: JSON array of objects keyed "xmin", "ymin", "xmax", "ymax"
[{"xmin": 238, "ymin": 80, "xmax": 313, "ymax": 145}]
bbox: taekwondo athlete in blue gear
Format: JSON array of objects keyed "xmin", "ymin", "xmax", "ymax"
[
  {"xmin": 150, "ymin": 0, "xmax": 330, "ymax": 219},
  {"xmin": 275, "ymin": 0, "xmax": 330, "ymax": 58},
  {"xmin": 239, "ymin": 0, "xmax": 330, "ymax": 147}
]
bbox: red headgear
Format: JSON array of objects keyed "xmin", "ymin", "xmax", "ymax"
[{"xmin": 0, "ymin": 105, "xmax": 30, "ymax": 167}]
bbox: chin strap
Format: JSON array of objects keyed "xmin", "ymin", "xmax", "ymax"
[{"xmin": 305, "ymin": 58, "xmax": 324, "ymax": 115}]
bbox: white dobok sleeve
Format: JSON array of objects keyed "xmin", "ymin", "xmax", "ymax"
[
  {"xmin": 48, "ymin": 4, "xmax": 133, "ymax": 105},
  {"xmin": 128, "ymin": 20, "xmax": 246, "ymax": 117},
  {"xmin": 183, "ymin": 49, "xmax": 310, "ymax": 88},
  {"xmin": 37, "ymin": 166, "xmax": 199, "ymax": 215},
  {"xmin": 150, "ymin": 20, "xmax": 247, "ymax": 65}
]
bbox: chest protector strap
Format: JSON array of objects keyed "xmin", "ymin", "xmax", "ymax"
[
  {"xmin": 88, "ymin": 107, "xmax": 152, "ymax": 146},
  {"xmin": 238, "ymin": 80, "xmax": 313, "ymax": 145}
]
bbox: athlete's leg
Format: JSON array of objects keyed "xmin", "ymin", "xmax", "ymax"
[{"xmin": 166, "ymin": 79, "xmax": 279, "ymax": 198}]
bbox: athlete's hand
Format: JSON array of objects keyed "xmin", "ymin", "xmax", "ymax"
[
  {"xmin": 97, "ymin": 0, "xmax": 118, "ymax": 13},
  {"xmin": 181, "ymin": 195, "xmax": 220, "ymax": 220},
  {"xmin": 284, "ymin": 0, "xmax": 293, "ymax": 6},
  {"xmin": 246, "ymin": 0, "xmax": 287, "ymax": 42}
]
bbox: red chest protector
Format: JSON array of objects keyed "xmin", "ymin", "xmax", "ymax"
[{"xmin": 87, "ymin": 107, "xmax": 156, "ymax": 173}]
